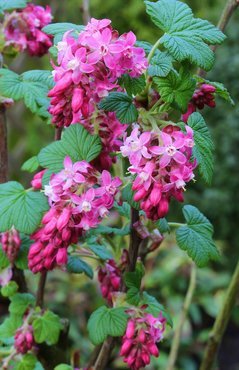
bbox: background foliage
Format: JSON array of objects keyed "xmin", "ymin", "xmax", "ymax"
[{"xmin": 3, "ymin": 0, "xmax": 239, "ymax": 369}]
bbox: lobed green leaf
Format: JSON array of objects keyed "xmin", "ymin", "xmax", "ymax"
[
  {"xmin": 0, "ymin": 182, "xmax": 49, "ymax": 234},
  {"xmin": 99, "ymin": 92, "xmax": 138, "ymax": 124},
  {"xmin": 176, "ymin": 205, "xmax": 220, "ymax": 267},
  {"xmin": 38, "ymin": 125, "xmax": 102, "ymax": 173},
  {"xmin": 88, "ymin": 306, "xmax": 128, "ymax": 345}
]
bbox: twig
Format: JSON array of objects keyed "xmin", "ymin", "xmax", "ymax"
[
  {"xmin": 36, "ymin": 271, "xmax": 48, "ymax": 308},
  {"xmin": 92, "ymin": 209, "xmax": 141, "ymax": 370},
  {"xmin": 198, "ymin": 0, "xmax": 239, "ymax": 77},
  {"xmin": 199, "ymin": 260, "xmax": 239, "ymax": 370},
  {"xmin": 0, "ymin": 54, "xmax": 8, "ymax": 184},
  {"xmin": 166, "ymin": 264, "xmax": 197, "ymax": 370},
  {"xmin": 81, "ymin": 0, "xmax": 91, "ymax": 25},
  {"xmin": 0, "ymin": 53, "xmax": 27, "ymax": 292},
  {"xmin": 0, "ymin": 104, "xmax": 8, "ymax": 183}
]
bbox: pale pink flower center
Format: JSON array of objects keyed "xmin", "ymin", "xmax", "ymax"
[
  {"xmin": 82, "ymin": 200, "xmax": 92, "ymax": 212},
  {"xmin": 166, "ymin": 145, "xmax": 176, "ymax": 156}
]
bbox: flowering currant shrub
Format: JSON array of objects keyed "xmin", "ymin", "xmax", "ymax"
[{"xmin": 0, "ymin": 0, "xmax": 234, "ymax": 369}]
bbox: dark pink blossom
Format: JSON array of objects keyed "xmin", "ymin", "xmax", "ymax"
[
  {"xmin": 3, "ymin": 4, "xmax": 52, "ymax": 57},
  {"xmin": 1, "ymin": 228, "xmax": 21, "ymax": 264},
  {"xmin": 120, "ymin": 308, "xmax": 166, "ymax": 370}
]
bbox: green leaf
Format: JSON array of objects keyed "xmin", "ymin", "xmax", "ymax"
[
  {"xmin": 21, "ymin": 156, "xmax": 40, "ymax": 173},
  {"xmin": 1, "ymin": 281, "xmax": 18, "ymax": 297},
  {"xmin": 0, "ymin": 181, "xmax": 49, "ymax": 234},
  {"xmin": 142, "ymin": 292, "xmax": 173, "ymax": 327},
  {"xmin": 0, "ymin": 315, "xmax": 22, "ymax": 341},
  {"xmin": 88, "ymin": 306, "xmax": 128, "ymax": 345},
  {"xmin": 87, "ymin": 242, "xmax": 113, "ymax": 261},
  {"xmin": 124, "ymin": 270, "xmax": 143, "ymax": 290},
  {"xmin": 148, "ymin": 52, "xmax": 173, "ymax": 77},
  {"xmin": 154, "ymin": 67, "xmax": 196, "ymax": 111},
  {"xmin": 119, "ymin": 74, "xmax": 146, "ymax": 96},
  {"xmin": 43, "ymin": 23, "xmax": 84, "ymax": 36},
  {"xmin": 34, "ymin": 362, "xmax": 44, "ymax": 370},
  {"xmin": 0, "ymin": 248, "xmax": 10, "ymax": 269},
  {"xmin": 92, "ymin": 224, "xmax": 130, "ymax": 236},
  {"xmin": 33, "ymin": 310, "xmax": 62, "ymax": 345},
  {"xmin": 43, "ymin": 23, "xmax": 84, "ymax": 44},
  {"xmin": 126, "ymin": 287, "xmax": 141, "ymax": 306},
  {"xmin": 15, "ymin": 234, "xmax": 32, "ymax": 270},
  {"xmin": 9, "ymin": 293, "xmax": 35, "ymax": 316},
  {"xmin": 42, "ymin": 169, "xmax": 55, "ymax": 186},
  {"xmin": 99, "ymin": 92, "xmax": 138, "ymax": 124},
  {"xmin": 135, "ymin": 41, "xmax": 154, "ymax": 55},
  {"xmin": 113, "ymin": 202, "xmax": 130, "ymax": 218},
  {"xmin": 0, "ymin": 69, "xmax": 51, "ymax": 118},
  {"xmin": 0, "ymin": 0, "xmax": 28, "ymax": 14},
  {"xmin": 16, "ymin": 354, "xmax": 37, "ymax": 370},
  {"xmin": 122, "ymin": 183, "xmax": 140, "ymax": 211},
  {"xmin": 21, "ymin": 70, "xmax": 54, "ymax": 90},
  {"xmin": 176, "ymin": 205, "xmax": 220, "ymax": 267},
  {"xmin": 66, "ymin": 256, "xmax": 93, "ymax": 278},
  {"xmin": 38, "ymin": 125, "xmax": 102, "ymax": 172},
  {"xmin": 187, "ymin": 112, "xmax": 214, "ymax": 184},
  {"xmin": 54, "ymin": 365, "xmax": 73, "ymax": 370},
  {"xmin": 145, "ymin": 0, "xmax": 225, "ymax": 71},
  {"xmin": 155, "ymin": 218, "xmax": 170, "ymax": 234}
]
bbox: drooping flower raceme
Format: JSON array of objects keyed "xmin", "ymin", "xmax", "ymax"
[
  {"xmin": 28, "ymin": 156, "xmax": 121, "ymax": 273},
  {"xmin": 0, "ymin": 228, "xmax": 21, "ymax": 264},
  {"xmin": 182, "ymin": 83, "xmax": 216, "ymax": 122},
  {"xmin": 14, "ymin": 325, "xmax": 35, "ymax": 354},
  {"xmin": 48, "ymin": 18, "xmax": 147, "ymax": 169},
  {"xmin": 98, "ymin": 259, "xmax": 122, "ymax": 304},
  {"xmin": 3, "ymin": 3, "xmax": 52, "ymax": 56},
  {"xmin": 121, "ymin": 125, "xmax": 197, "ymax": 220},
  {"xmin": 120, "ymin": 308, "xmax": 166, "ymax": 370}
]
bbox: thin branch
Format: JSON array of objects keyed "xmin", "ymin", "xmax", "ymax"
[
  {"xmin": 0, "ymin": 105, "xmax": 8, "ymax": 183},
  {"xmin": 199, "ymin": 259, "xmax": 239, "ymax": 370},
  {"xmin": 36, "ymin": 271, "xmax": 48, "ymax": 308},
  {"xmin": 166, "ymin": 264, "xmax": 197, "ymax": 370},
  {"xmin": 92, "ymin": 209, "xmax": 141, "ymax": 370},
  {"xmin": 0, "ymin": 53, "xmax": 28, "ymax": 292},
  {"xmin": 198, "ymin": 0, "xmax": 239, "ymax": 77},
  {"xmin": 81, "ymin": 0, "xmax": 91, "ymax": 25},
  {"xmin": 0, "ymin": 54, "xmax": 8, "ymax": 184}
]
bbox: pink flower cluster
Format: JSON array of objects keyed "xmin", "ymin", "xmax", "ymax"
[
  {"xmin": 48, "ymin": 18, "xmax": 147, "ymax": 168},
  {"xmin": 1, "ymin": 228, "xmax": 21, "ymax": 264},
  {"xmin": 98, "ymin": 260, "xmax": 122, "ymax": 304},
  {"xmin": 182, "ymin": 83, "xmax": 216, "ymax": 122},
  {"xmin": 121, "ymin": 125, "xmax": 197, "ymax": 220},
  {"xmin": 3, "ymin": 3, "xmax": 52, "ymax": 57},
  {"xmin": 14, "ymin": 325, "xmax": 35, "ymax": 354},
  {"xmin": 120, "ymin": 309, "xmax": 166, "ymax": 370},
  {"xmin": 28, "ymin": 156, "xmax": 121, "ymax": 273}
]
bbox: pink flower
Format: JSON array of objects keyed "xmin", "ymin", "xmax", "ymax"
[
  {"xmin": 182, "ymin": 83, "xmax": 216, "ymax": 122},
  {"xmin": 150, "ymin": 132, "xmax": 186, "ymax": 168},
  {"xmin": 31, "ymin": 169, "xmax": 46, "ymax": 190},
  {"xmin": 98, "ymin": 259, "xmax": 122, "ymax": 304},
  {"xmin": 1, "ymin": 228, "xmax": 21, "ymax": 264},
  {"xmin": 120, "ymin": 126, "xmax": 152, "ymax": 165},
  {"xmin": 29, "ymin": 157, "xmax": 121, "ymax": 273},
  {"xmin": 120, "ymin": 308, "xmax": 166, "ymax": 370},
  {"xmin": 14, "ymin": 325, "xmax": 35, "ymax": 354},
  {"xmin": 3, "ymin": 4, "xmax": 52, "ymax": 57},
  {"xmin": 121, "ymin": 125, "xmax": 197, "ymax": 220}
]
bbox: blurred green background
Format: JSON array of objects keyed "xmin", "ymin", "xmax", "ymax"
[{"xmin": 4, "ymin": 0, "xmax": 239, "ymax": 369}]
